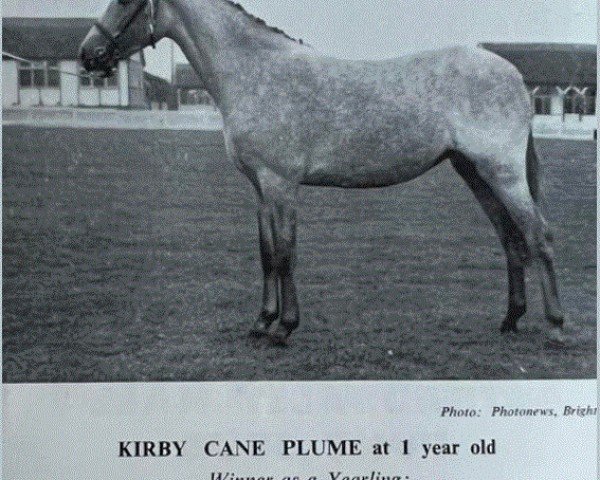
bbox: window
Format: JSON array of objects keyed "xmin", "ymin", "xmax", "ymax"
[
  {"xmin": 18, "ymin": 63, "xmax": 32, "ymax": 87},
  {"xmin": 533, "ymin": 96, "xmax": 551, "ymax": 115},
  {"xmin": 106, "ymin": 74, "xmax": 118, "ymax": 88},
  {"xmin": 47, "ymin": 61, "xmax": 60, "ymax": 87},
  {"xmin": 80, "ymin": 70, "xmax": 91, "ymax": 87},
  {"xmin": 80, "ymin": 68, "xmax": 119, "ymax": 88},
  {"xmin": 563, "ymin": 92, "xmax": 582, "ymax": 115},
  {"xmin": 18, "ymin": 60, "xmax": 60, "ymax": 88}
]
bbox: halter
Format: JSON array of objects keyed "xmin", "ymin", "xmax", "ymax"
[{"xmin": 94, "ymin": 0, "xmax": 158, "ymax": 52}]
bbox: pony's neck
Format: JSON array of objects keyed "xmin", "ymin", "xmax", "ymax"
[{"xmin": 164, "ymin": 0, "xmax": 301, "ymax": 111}]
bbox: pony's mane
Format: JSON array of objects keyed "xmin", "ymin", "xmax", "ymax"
[{"xmin": 223, "ymin": 0, "xmax": 305, "ymax": 45}]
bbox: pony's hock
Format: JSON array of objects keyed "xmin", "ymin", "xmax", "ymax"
[{"xmin": 81, "ymin": 0, "xmax": 567, "ymax": 344}]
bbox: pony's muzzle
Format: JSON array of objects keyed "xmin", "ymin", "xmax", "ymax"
[{"xmin": 79, "ymin": 34, "xmax": 116, "ymax": 73}]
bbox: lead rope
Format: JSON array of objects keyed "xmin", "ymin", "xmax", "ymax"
[{"xmin": 2, "ymin": 51, "xmax": 103, "ymax": 80}]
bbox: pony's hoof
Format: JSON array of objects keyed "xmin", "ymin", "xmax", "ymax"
[
  {"xmin": 546, "ymin": 327, "xmax": 567, "ymax": 347},
  {"xmin": 268, "ymin": 323, "xmax": 292, "ymax": 346},
  {"xmin": 249, "ymin": 319, "xmax": 270, "ymax": 338},
  {"xmin": 501, "ymin": 305, "xmax": 525, "ymax": 333},
  {"xmin": 500, "ymin": 320, "xmax": 518, "ymax": 333}
]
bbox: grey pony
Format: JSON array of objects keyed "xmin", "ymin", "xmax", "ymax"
[{"xmin": 80, "ymin": 0, "xmax": 566, "ymax": 344}]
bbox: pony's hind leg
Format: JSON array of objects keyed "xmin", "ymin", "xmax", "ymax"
[
  {"xmin": 510, "ymin": 204, "xmax": 565, "ymax": 342},
  {"xmin": 456, "ymin": 146, "xmax": 565, "ymax": 341},
  {"xmin": 451, "ymin": 154, "xmax": 527, "ymax": 332}
]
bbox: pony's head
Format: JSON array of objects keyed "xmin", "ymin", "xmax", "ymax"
[{"xmin": 80, "ymin": 0, "xmax": 162, "ymax": 75}]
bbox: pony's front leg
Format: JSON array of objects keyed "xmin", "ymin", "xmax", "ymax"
[
  {"xmin": 249, "ymin": 174, "xmax": 300, "ymax": 344},
  {"xmin": 269, "ymin": 202, "xmax": 299, "ymax": 344},
  {"xmin": 249, "ymin": 203, "xmax": 280, "ymax": 337}
]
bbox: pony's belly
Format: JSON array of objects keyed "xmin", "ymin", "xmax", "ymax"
[{"xmin": 301, "ymin": 152, "xmax": 443, "ymax": 188}]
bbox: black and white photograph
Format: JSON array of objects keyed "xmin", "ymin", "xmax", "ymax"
[{"xmin": 2, "ymin": 0, "xmax": 597, "ymax": 383}]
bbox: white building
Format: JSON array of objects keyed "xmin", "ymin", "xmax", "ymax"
[
  {"xmin": 481, "ymin": 43, "xmax": 597, "ymax": 138},
  {"xmin": 2, "ymin": 17, "xmax": 147, "ymax": 109}
]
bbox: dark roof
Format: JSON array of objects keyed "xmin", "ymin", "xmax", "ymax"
[
  {"xmin": 3, "ymin": 17, "xmax": 95, "ymax": 60},
  {"xmin": 480, "ymin": 43, "xmax": 597, "ymax": 87},
  {"xmin": 174, "ymin": 63, "xmax": 205, "ymax": 89}
]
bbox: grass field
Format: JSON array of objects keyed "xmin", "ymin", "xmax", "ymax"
[{"xmin": 2, "ymin": 126, "xmax": 596, "ymax": 382}]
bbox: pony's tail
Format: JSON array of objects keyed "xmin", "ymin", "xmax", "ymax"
[{"xmin": 526, "ymin": 129, "xmax": 540, "ymax": 204}]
